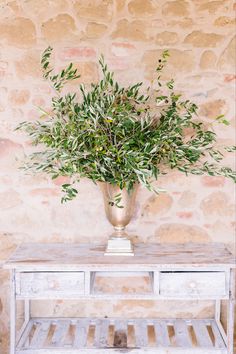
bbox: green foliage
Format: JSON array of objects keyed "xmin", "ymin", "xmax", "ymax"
[
  {"xmin": 17, "ymin": 48, "xmax": 236, "ymax": 202},
  {"xmin": 41, "ymin": 46, "xmax": 80, "ymax": 92}
]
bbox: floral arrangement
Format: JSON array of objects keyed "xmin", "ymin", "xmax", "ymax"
[{"xmin": 17, "ymin": 48, "xmax": 235, "ymax": 202}]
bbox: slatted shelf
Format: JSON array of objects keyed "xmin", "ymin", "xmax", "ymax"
[{"xmin": 16, "ymin": 318, "xmax": 226, "ymax": 353}]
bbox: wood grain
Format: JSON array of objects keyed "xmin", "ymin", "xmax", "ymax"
[{"xmin": 4, "ymin": 243, "xmax": 235, "ymax": 270}]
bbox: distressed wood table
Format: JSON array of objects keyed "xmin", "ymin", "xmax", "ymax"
[{"xmin": 4, "ymin": 243, "xmax": 235, "ymax": 354}]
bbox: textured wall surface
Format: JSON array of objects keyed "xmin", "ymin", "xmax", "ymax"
[{"xmin": 0, "ymin": 0, "xmax": 235, "ymax": 352}]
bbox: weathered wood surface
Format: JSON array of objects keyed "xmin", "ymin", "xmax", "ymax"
[
  {"xmin": 17, "ymin": 272, "xmax": 84, "ymax": 297},
  {"xmin": 4, "ymin": 243, "xmax": 235, "ymax": 270},
  {"xmin": 16, "ymin": 348, "xmax": 227, "ymax": 353},
  {"xmin": 7, "ymin": 243, "xmax": 235, "ymax": 354},
  {"xmin": 16, "ymin": 318, "xmax": 226, "ymax": 353},
  {"xmin": 14, "ymin": 270, "xmax": 229, "ymax": 300},
  {"xmin": 159, "ymin": 271, "xmax": 226, "ymax": 298},
  {"xmin": 226, "ymin": 269, "xmax": 235, "ymax": 354}
]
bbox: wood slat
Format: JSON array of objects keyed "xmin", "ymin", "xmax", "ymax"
[
  {"xmin": 113, "ymin": 320, "xmax": 127, "ymax": 348},
  {"xmin": 94, "ymin": 319, "xmax": 109, "ymax": 348},
  {"xmin": 174, "ymin": 320, "xmax": 192, "ymax": 347},
  {"xmin": 207, "ymin": 320, "xmax": 226, "ymax": 349},
  {"xmin": 29, "ymin": 321, "xmax": 50, "ymax": 348},
  {"xmin": 192, "ymin": 320, "xmax": 213, "ymax": 348},
  {"xmin": 135, "ymin": 320, "xmax": 148, "ymax": 347},
  {"xmin": 74, "ymin": 320, "xmax": 89, "ymax": 348},
  {"xmin": 17, "ymin": 321, "xmax": 35, "ymax": 349},
  {"xmin": 154, "ymin": 320, "xmax": 171, "ymax": 347},
  {"xmin": 127, "ymin": 321, "xmax": 135, "ymax": 347},
  {"xmin": 50, "ymin": 321, "xmax": 70, "ymax": 347}
]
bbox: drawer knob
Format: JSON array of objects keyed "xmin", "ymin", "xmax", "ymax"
[
  {"xmin": 189, "ymin": 281, "xmax": 197, "ymax": 289},
  {"xmin": 49, "ymin": 281, "xmax": 54, "ymax": 288},
  {"xmin": 31, "ymin": 285, "xmax": 39, "ymax": 293}
]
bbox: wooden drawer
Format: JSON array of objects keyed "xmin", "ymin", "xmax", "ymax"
[
  {"xmin": 16, "ymin": 272, "xmax": 85, "ymax": 298},
  {"xmin": 159, "ymin": 271, "xmax": 227, "ymax": 298}
]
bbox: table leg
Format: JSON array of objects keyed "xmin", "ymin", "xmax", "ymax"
[
  {"xmin": 24, "ymin": 300, "xmax": 30, "ymax": 347},
  {"xmin": 24, "ymin": 299, "xmax": 30, "ymax": 323},
  {"xmin": 215, "ymin": 300, "xmax": 227, "ymax": 344},
  {"xmin": 215, "ymin": 299, "xmax": 221, "ymax": 322},
  {"xmin": 10, "ymin": 270, "xmax": 16, "ymax": 354},
  {"xmin": 17, "ymin": 300, "xmax": 30, "ymax": 344},
  {"xmin": 227, "ymin": 269, "xmax": 235, "ymax": 354}
]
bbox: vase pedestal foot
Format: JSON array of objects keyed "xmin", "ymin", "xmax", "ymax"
[{"xmin": 104, "ymin": 237, "xmax": 134, "ymax": 256}]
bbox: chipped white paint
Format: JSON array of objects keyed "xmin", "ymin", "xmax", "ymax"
[
  {"xmin": 10, "ymin": 270, "xmax": 16, "ymax": 354},
  {"xmin": 16, "ymin": 271, "xmax": 85, "ymax": 298},
  {"xmin": 16, "ymin": 348, "xmax": 228, "ymax": 354},
  {"xmin": 4, "ymin": 243, "xmax": 235, "ymax": 354},
  {"xmin": 226, "ymin": 269, "xmax": 235, "ymax": 354},
  {"xmin": 15, "ymin": 318, "xmax": 228, "ymax": 353},
  {"xmin": 159, "ymin": 271, "xmax": 227, "ymax": 298},
  {"xmin": 4, "ymin": 243, "xmax": 235, "ymax": 270}
]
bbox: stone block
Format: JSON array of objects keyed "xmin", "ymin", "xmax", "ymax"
[
  {"xmin": 115, "ymin": 0, "xmax": 126, "ymax": 12},
  {"xmin": 196, "ymin": 0, "xmax": 229, "ymax": 14},
  {"xmin": 200, "ymin": 50, "xmax": 217, "ymax": 70},
  {"xmin": 112, "ymin": 19, "xmax": 149, "ymax": 41},
  {"xmin": 162, "ymin": 0, "xmax": 189, "ymax": 16},
  {"xmin": 15, "ymin": 51, "xmax": 41, "ymax": 78},
  {"xmin": 200, "ymin": 99, "xmax": 226, "ymax": 119},
  {"xmin": 143, "ymin": 49, "xmax": 195, "ymax": 79},
  {"xmin": 218, "ymin": 36, "xmax": 236, "ymax": 72},
  {"xmin": 128, "ymin": 0, "xmax": 156, "ymax": 16},
  {"xmin": 8, "ymin": 89, "xmax": 30, "ymax": 106},
  {"xmin": 167, "ymin": 18, "xmax": 193, "ymax": 28},
  {"xmin": 156, "ymin": 223, "xmax": 210, "ymax": 243},
  {"xmin": 176, "ymin": 211, "xmax": 193, "ymax": 219},
  {"xmin": 59, "ymin": 47, "xmax": 96, "ymax": 61},
  {"xmin": 73, "ymin": 62, "xmax": 99, "ymax": 84},
  {"xmin": 142, "ymin": 193, "xmax": 173, "ymax": 216},
  {"xmin": 184, "ymin": 31, "xmax": 223, "ymax": 47},
  {"xmin": 0, "ymin": 17, "xmax": 36, "ymax": 47},
  {"xmin": 84, "ymin": 22, "xmax": 108, "ymax": 39},
  {"xmin": 22, "ymin": 0, "xmax": 68, "ymax": 20},
  {"xmin": 200, "ymin": 191, "xmax": 235, "ymax": 217},
  {"xmin": 111, "ymin": 42, "xmax": 136, "ymax": 57},
  {"xmin": 73, "ymin": 0, "xmax": 113, "ymax": 22},
  {"xmin": 155, "ymin": 31, "xmax": 179, "ymax": 45},
  {"xmin": 201, "ymin": 176, "xmax": 225, "ymax": 187},
  {"xmin": 42, "ymin": 14, "xmax": 76, "ymax": 41},
  {"xmin": 214, "ymin": 16, "xmax": 236, "ymax": 27}
]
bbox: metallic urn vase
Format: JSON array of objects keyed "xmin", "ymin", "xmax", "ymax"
[{"xmin": 99, "ymin": 182, "xmax": 139, "ymax": 256}]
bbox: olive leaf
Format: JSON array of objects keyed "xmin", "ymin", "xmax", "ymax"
[{"xmin": 17, "ymin": 47, "xmax": 236, "ymax": 203}]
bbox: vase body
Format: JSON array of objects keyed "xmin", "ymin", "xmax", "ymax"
[{"xmin": 99, "ymin": 182, "xmax": 139, "ymax": 256}]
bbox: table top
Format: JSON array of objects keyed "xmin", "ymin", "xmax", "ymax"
[{"xmin": 4, "ymin": 242, "xmax": 235, "ymax": 270}]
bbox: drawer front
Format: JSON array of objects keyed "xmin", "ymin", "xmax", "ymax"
[
  {"xmin": 159, "ymin": 271, "xmax": 227, "ymax": 298},
  {"xmin": 17, "ymin": 272, "xmax": 85, "ymax": 297}
]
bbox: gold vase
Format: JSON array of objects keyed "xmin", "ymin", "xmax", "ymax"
[{"xmin": 99, "ymin": 182, "xmax": 139, "ymax": 256}]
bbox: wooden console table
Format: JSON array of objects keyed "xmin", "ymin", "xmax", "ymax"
[{"xmin": 4, "ymin": 243, "xmax": 235, "ymax": 354}]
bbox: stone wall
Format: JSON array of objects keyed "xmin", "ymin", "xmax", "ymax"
[{"xmin": 0, "ymin": 0, "xmax": 235, "ymax": 352}]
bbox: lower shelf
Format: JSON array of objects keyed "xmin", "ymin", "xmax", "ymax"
[{"xmin": 17, "ymin": 317, "xmax": 226, "ymax": 354}]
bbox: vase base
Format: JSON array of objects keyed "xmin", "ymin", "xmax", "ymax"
[{"xmin": 104, "ymin": 237, "xmax": 134, "ymax": 256}]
